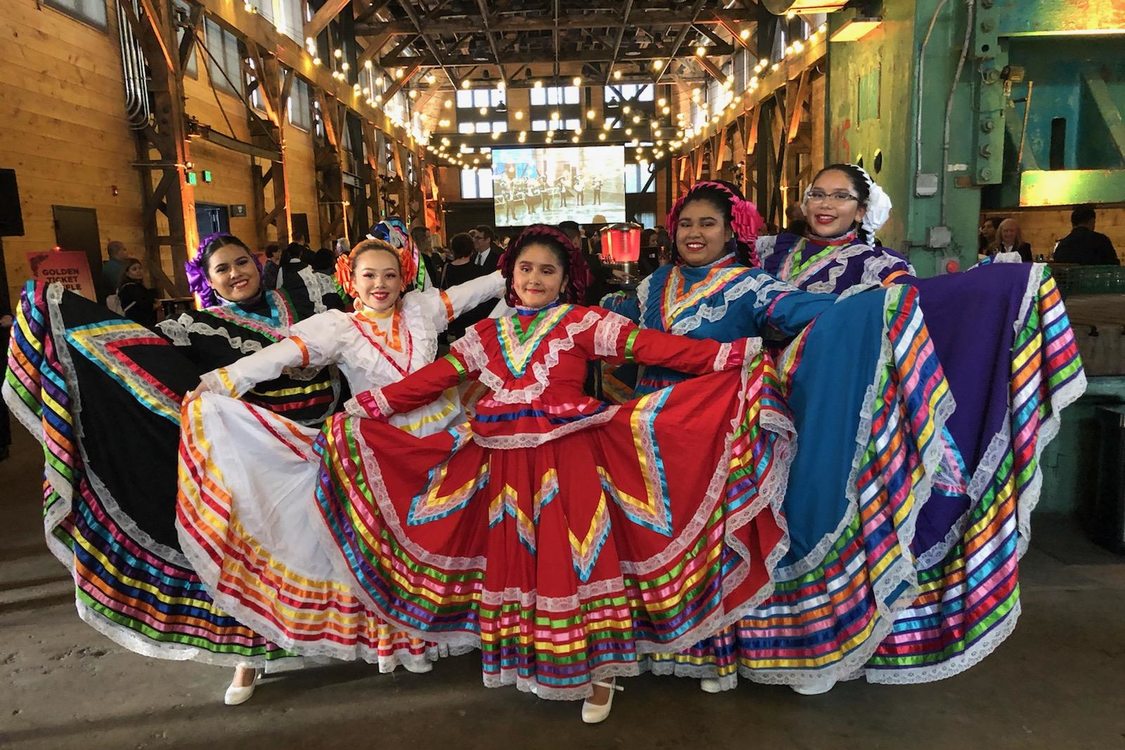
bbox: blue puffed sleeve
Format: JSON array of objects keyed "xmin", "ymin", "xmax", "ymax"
[
  {"xmin": 599, "ymin": 290, "xmax": 641, "ymax": 323},
  {"xmin": 739, "ymin": 269, "xmax": 836, "ymax": 337}
]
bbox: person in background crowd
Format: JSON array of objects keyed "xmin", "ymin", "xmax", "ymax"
[
  {"xmin": 639, "ymin": 227, "xmax": 661, "ymax": 277},
  {"xmin": 116, "ymin": 257, "xmax": 159, "ymax": 327},
  {"xmin": 411, "ymin": 225, "xmax": 443, "ymax": 286},
  {"xmin": 262, "ymin": 244, "xmax": 281, "ymax": 289},
  {"xmin": 785, "ymin": 202, "xmax": 809, "ymax": 237},
  {"xmin": 979, "ymin": 217, "xmax": 1003, "ymax": 255},
  {"xmin": 471, "ymin": 225, "xmax": 501, "ymax": 272},
  {"xmin": 439, "ymin": 232, "xmax": 489, "ymax": 340},
  {"xmin": 560, "ymin": 220, "xmax": 608, "ymax": 305},
  {"xmin": 654, "ymin": 225, "xmax": 673, "ymax": 258},
  {"xmin": 100, "ymin": 240, "xmax": 129, "ymax": 303},
  {"xmin": 276, "ymin": 241, "xmax": 310, "ymax": 287},
  {"xmin": 1054, "ymin": 204, "xmax": 1120, "ymax": 265},
  {"xmin": 311, "ymin": 248, "xmax": 336, "ymax": 275},
  {"xmin": 989, "ymin": 217, "xmax": 1032, "ymax": 262}
]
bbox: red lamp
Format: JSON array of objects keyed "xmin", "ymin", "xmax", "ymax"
[{"xmin": 600, "ymin": 222, "xmax": 642, "ymax": 283}]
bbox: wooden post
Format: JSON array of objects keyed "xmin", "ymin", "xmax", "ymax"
[{"xmin": 125, "ymin": 0, "xmax": 199, "ymax": 294}]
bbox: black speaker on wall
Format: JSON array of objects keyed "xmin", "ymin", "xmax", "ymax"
[{"xmin": 0, "ymin": 168, "xmax": 25, "ymax": 237}]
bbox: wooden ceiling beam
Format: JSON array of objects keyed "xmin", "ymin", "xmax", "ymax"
[
  {"xmin": 305, "ymin": 0, "xmax": 352, "ymax": 41},
  {"xmin": 603, "ymin": 0, "xmax": 635, "ymax": 85},
  {"xmin": 354, "ymin": 9, "xmax": 760, "ymax": 36},
  {"xmin": 379, "ymin": 41, "xmax": 733, "ymax": 67},
  {"xmin": 653, "ymin": 0, "xmax": 711, "ymax": 86}
]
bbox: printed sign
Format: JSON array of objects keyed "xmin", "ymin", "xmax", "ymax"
[{"xmin": 26, "ymin": 249, "xmax": 97, "ymax": 300}]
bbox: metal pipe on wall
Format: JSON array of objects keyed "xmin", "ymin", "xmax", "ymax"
[{"xmin": 116, "ymin": 0, "xmax": 152, "ymax": 130}]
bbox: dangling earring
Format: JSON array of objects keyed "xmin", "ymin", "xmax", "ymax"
[{"xmin": 353, "ymin": 297, "xmax": 364, "ymax": 312}]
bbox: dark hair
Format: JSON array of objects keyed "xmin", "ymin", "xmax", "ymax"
[
  {"xmin": 311, "ymin": 248, "xmax": 335, "ymax": 272},
  {"xmin": 675, "ymin": 180, "xmax": 754, "ymax": 265},
  {"xmin": 502, "ymin": 224, "xmax": 588, "ymax": 306},
  {"xmin": 812, "ymin": 163, "xmax": 874, "ymax": 241},
  {"xmin": 985, "ymin": 217, "xmax": 1004, "ymax": 231},
  {"xmin": 280, "ymin": 241, "xmax": 306, "ymax": 265},
  {"xmin": 558, "ymin": 220, "xmax": 580, "ymax": 235},
  {"xmin": 410, "ymin": 226, "xmax": 430, "ymax": 242},
  {"xmin": 199, "ymin": 234, "xmax": 254, "ymax": 275},
  {"xmin": 1071, "ymin": 203, "xmax": 1096, "ymax": 226},
  {"xmin": 264, "ymin": 243, "xmax": 280, "ymax": 259},
  {"xmin": 117, "ymin": 257, "xmax": 143, "ymax": 291},
  {"xmin": 449, "ymin": 233, "xmax": 475, "ymax": 260},
  {"xmin": 814, "ymin": 164, "xmax": 872, "ymax": 206},
  {"xmin": 474, "ymin": 225, "xmax": 495, "ymax": 241}
]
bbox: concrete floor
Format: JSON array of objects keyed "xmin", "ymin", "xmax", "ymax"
[{"xmin": 1, "ymin": 424, "xmax": 1123, "ymax": 750}]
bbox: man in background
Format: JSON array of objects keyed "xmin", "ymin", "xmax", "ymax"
[
  {"xmin": 1053, "ymin": 204, "xmax": 1119, "ymax": 265},
  {"xmin": 100, "ymin": 240, "xmax": 128, "ymax": 302},
  {"xmin": 471, "ymin": 225, "xmax": 501, "ymax": 272}
]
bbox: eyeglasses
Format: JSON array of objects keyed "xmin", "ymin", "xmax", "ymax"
[{"xmin": 804, "ymin": 189, "xmax": 860, "ymax": 206}]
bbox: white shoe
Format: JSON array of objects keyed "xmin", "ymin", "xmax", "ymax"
[
  {"xmin": 223, "ymin": 668, "xmax": 259, "ymax": 706},
  {"xmin": 402, "ymin": 659, "xmax": 434, "ymax": 675},
  {"xmin": 790, "ymin": 676, "xmax": 837, "ymax": 696},
  {"xmin": 581, "ymin": 680, "xmax": 623, "ymax": 724},
  {"xmin": 700, "ymin": 677, "xmax": 723, "ymax": 694}
]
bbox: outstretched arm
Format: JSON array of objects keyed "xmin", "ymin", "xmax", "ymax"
[
  {"xmin": 346, "ymin": 348, "xmax": 475, "ymax": 419},
  {"xmin": 188, "ymin": 312, "xmax": 343, "ymax": 399},
  {"xmin": 592, "ymin": 310, "xmax": 752, "ymax": 376},
  {"xmin": 744, "ymin": 271, "xmax": 835, "ymax": 336},
  {"xmin": 415, "ymin": 270, "xmax": 505, "ymax": 332}
]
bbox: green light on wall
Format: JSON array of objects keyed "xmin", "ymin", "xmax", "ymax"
[
  {"xmin": 1020, "ymin": 169, "xmax": 1125, "ymax": 206},
  {"xmin": 187, "ymin": 172, "xmax": 198, "ymax": 186},
  {"xmin": 202, "ymin": 170, "xmax": 213, "ymax": 184}
]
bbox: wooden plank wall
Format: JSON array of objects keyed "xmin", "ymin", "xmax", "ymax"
[
  {"xmin": 0, "ymin": 2, "xmax": 145, "ymax": 307},
  {"xmin": 0, "ymin": 2, "xmax": 344, "ymax": 306}
]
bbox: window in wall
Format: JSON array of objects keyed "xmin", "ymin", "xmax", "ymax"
[
  {"xmin": 45, "ymin": 0, "xmax": 107, "ymax": 28},
  {"xmin": 456, "ymin": 88, "xmax": 505, "ymax": 109},
  {"xmin": 205, "ymin": 18, "xmax": 243, "ymax": 96},
  {"xmin": 273, "ymin": 0, "xmax": 304, "ymax": 42},
  {"xmin": 457, "ymin": 88, "xmax": 506, "ymax": 133},
  {"xmin": 605, "ymin": 84, "xmax": 654, "ymax": 104},
  {"xmin": 625, "ymin": 161, "xmax": 655, "ymax": 194},
  {"xmin": 460, "ymin": 168, "xmax": 494, "ymax": 199},
  {"xmin": 247, "ymin": 58, "xmax": 266, "ymax": 111},
  {"xmin": 288, "ymin": 78, "xmax": 312, "ymax": 131},
  {"xmin": 529, "ymin": 86, "xmax": 579, "ymax": 106},
  {"xmin": 252, "ymin": 0, "xmax": 304, "ymax": 42},
  {"xmin": 173, "ymin": 0, "xmax": 199, "ymax": 76}
]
